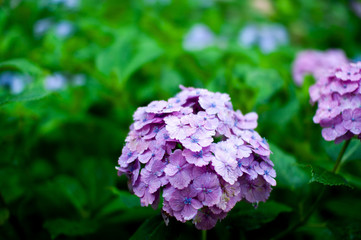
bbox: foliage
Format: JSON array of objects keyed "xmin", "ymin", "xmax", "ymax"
[{"xmin": 1, "ymin": 0, "xmax": 361, "ymax": 239}]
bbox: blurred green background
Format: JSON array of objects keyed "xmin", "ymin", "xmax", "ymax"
[{"xmin": 1, "ymin": 0, "xmax": 361, "ymax": 239}]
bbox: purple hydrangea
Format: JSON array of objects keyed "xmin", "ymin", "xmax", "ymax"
[
  {"xmin": 116, "ymin": 86, "xmax": 276, "ymax": 230},
  {"xmin": 292, "ymin": 49, "xmax": 349, "ymax": 86},
  {"xmin": 309, "ymin": 62, "xmax": 361, "ymax": 143}
]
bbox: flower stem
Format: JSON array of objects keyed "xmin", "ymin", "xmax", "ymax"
[
  {"xmin": 332, "ymin": 139, "xmax": 351, "ymax": 173},
  {"xmin": 272, "ymin": 139, "xmax": 351, "ymax": 239},
  {"xmin": 202, "ymin": 230, "xmax": 207, "ymax": 240}
]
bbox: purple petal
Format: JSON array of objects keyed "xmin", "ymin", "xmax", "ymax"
[{"xmin": 182, "ymin": 204, "xmax": 198, "ymax": 220}]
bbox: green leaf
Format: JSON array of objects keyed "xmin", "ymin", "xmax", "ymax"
[
  {"xmin": 323, "ymin": 139, "xmax": 361, "ymax": 162},
  {"xmin": 308, "ymin": 165, "xmax": 352, "ymax": 188},
  {"xmin": 230, "ymin": 201, "xmax": 292, "ymax": 230},
  {"xmin": 0, "ymin": 59, "xmax": 43, "ymax": 76},
  {"xmin": 327, "ymin": 219, "xmax": 361, "ymax": 240},
  {"xmin": 245, "ymin": 69, "xmax": 283, "ymax": 104},
  {"xmin": 325, "ymin": 197, "xmax": 361, "ymax": 220},
  {"xmin": 0, "ymin": 208, "xmax": 9, "ymax": 225},
  {"xmin": 77, "ymin": 159, "xmax": 116, "ymax": 210},
  {"xmin": 160, "ymin": 68, "xmax": 184, "ymax": 95},
  {"xmin": 0, "ymin": 168, "xmax": 25, "ymax": 203},
  {"xmin": 97, "ymin": 187, "xmax": 140, "ymax": 216},
  {"xmin": 207, "ymin": 68, "xmax": 228, "ymax": 93},
  {"xmin": 36, "ymin": 175, "xmax": 87, "ymax": 216},
  {"xmin": 267, "ymin": 91, "xmax": 300, "ymax": 125},
  {"xmin": 96, "ymin": 30, "xmax": 163, "ymax": 84},
  {"xmin": 0, "ymin": 82, "xmax": 51, "ymax": 106},
  {"xmin": 341, "ymin": 139, "xmax": 361, "ymax": 162},
  {"xmin": 148, "ymin": 221, "xmax": 173, "ymax": 240},
  {"xmin": 123, "ymin": 38, "xmax": 163, "ymax": 80},
  {"xmin": 129, "ymin": 215, "xmax": 164, "ymax": 240},
  {"xmin": 298, "ymin": 225, "xmax": 333, "ymax": 240},
  {"xmin": 54, "ymin": 175, "xmax": 88, "ymax": 211},
  {"xmin": 43, "ymin": 218, "xmax": 98, "ymax": 239},
  {"xmin": 343, "ymin": 173, "xmax": 361, "ymax": 189},
  {"xmin": 105, "ymin": 207, "xmax": 159, "ymax": 224},
  {"xmin": 270, "ymin": 144, "xmax": 309, "ymax": 189}
]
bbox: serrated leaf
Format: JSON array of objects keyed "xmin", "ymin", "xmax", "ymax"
[
  {"xmin": 270, "ymin": 144, "xmax": 309, "ymax": 189},
  {"xmin": 129, "ymin": 215, "xmax": 164, "ymax": 240},
  {"xmin": 229, "ymin": 201, "xmax": 292, "ymax": 230},
  {"xmin": 0, "ymin": 82, "xmax": 51, "ymax": 106},
  {"xmin": 245, "ymin": 69, "xmax": 283, "ymax": 104},
  {"xmin": 308, "ymin": 165, "xmax": 352, "ymax": 188},
  {"xmin": 0, "ymin": 59, "xmax": 43, "ymax": 76},
  {"xmin": 43, "ymin": 218, "xmax": 98, "ymax": 239}
]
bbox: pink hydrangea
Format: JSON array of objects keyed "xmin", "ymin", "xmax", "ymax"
[
  {"xmin": 292, "ymin": 49, "xmax": 349, "ymax": 86},
  {"xmin": 116, "ymin": 86, "xmax": 276, "ymax": 230},
  {"xmin": 309, "ymin": 62, "xmax": 361, "ymax": 143}
]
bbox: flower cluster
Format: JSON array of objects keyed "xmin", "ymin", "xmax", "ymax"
[
  {"xmin": 116, "ymin": 86, "xmax": 276, "ymax": 230},
  {"xmin": 292, "ymin": 49, "xmax": 349, "ymax": 86},
  {"xmin": 0, "ymin": 71, "xmax": 31, "ymax": 94},
  {"xmin": 183, "ymin": 24, "xmax": 216, "ymax": 51},
  {"xmin": 34, "ymin": 19, "xmax": 74, "ymax": 39},
  {"xmin": 238, "ymin": 23, "xmax": 289, "ymax": 54},
  {"xmin": 309, "ymin": 62, "xmax": 361, "ymax": 143}
]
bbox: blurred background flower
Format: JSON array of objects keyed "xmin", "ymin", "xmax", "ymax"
[
  {"xmin": 55, "ymin": 20, "xmax": 74, "ymax": 38},
  {"xmin": 351, "ymin": 0, "xmax": 361, "ymax": 18},
  {"xmin": 44, "ymin": 73, "xmax": 67, "ymax": 91},
  {"xmin": 0, "ymin": 72, "xmax": 31, "ymax": 94},
  {"xmin": 33, "ymin": 18, "xmax": 53, "ymax": 38},
  {"xmin": 144, "ymin": 0, "xmax": 171, "ymax": 6},
  {"xmin": 292, "ymin": 49, "xmax": 349, "ymax": 86},
  {"xmin": 183, "ymin": 24, "xmax": 216, "ymax": 51},
  {"xmin": 238, "ymin": 23, "xmax": 289, "ymax": 53}
]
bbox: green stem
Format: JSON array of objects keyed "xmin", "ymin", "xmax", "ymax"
[
  {"xmin": 202, "ymin": 230, "xmax": 207, "ymax": 240},
  {"xmin": 332, "ymin": 139, "xmax": 351, "ymax": 173},
  {"xmin": 272, "ymin": 139, "xmax": 351, "ymax": 239}
]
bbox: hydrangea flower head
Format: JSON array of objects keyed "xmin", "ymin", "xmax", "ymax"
[
  {"xmin": 183, "ymin": 24, "xmax": 215, "ymax": 51},
  {"xmin": 0, "ymin": 71, "xmax": 31, "ymax": 94},
  {"xmin": 238, "ymin": 23, "xmax": 288, "ymax": 54},
  {"xmin": 292, "ymin": 49, "xmax": 349, "ymax": 86},
  {"xmin": 34, "ymin": 18, "xmax": 53, "ymax": 37},
  {"xmin": 116, "ymin": 86, "xmax": 276, "ymax": 230},
  {"xmin": 309, "ymin": 62, "xmax": 361, "ymax": 143},
  {"xmin": 44, "ymin": 73, "xmax": 67, "ymax": 91},
  {"xmin": 55, "ymin": 21, "xmax": 74, "ymax": 38}
]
